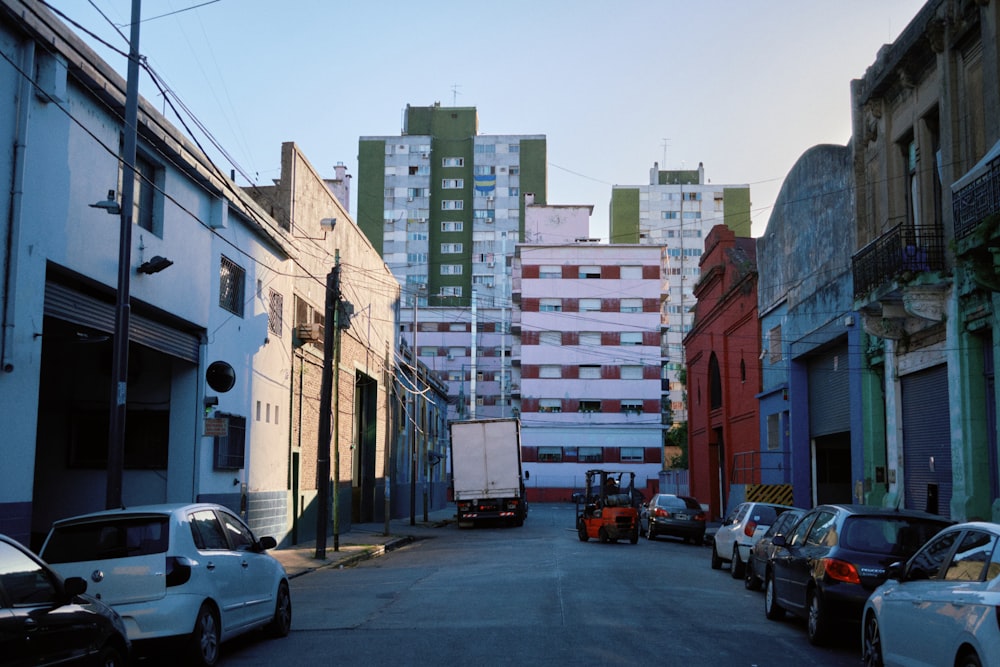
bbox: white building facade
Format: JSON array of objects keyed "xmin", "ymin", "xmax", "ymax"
[{"xmin": 512, "ymin": 243, "xmax": 667, "ymax": 500}]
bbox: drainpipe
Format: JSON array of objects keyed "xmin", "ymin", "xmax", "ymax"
[{"xmin": 2, "ymin": 40, "xmax": 34, "ymax": 374}]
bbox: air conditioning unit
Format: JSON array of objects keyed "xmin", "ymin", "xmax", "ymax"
[
  {"xmin": 407, "ymin": 196, "xmax": 414, "ymax": 202},
  {"xmin": 446, "ymin": 353, "xmax": 455, "ymax": 360},
  {"xmin": 486, "ymin": 282, "xmax": 494, "ymax": 288},
  {"xmin": 488, "ymin": 262, "xmax": 495, "ymax": 268},
  {"xmin": 421, "ymin": 153, "xmax": 429, "ymax": 159},
  {"xmin": 297, "ymin": 323, "xmax": 324, "ymax": 341}
]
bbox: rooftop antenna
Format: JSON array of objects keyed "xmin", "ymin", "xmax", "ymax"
[
  {"xmin": 451, "ymin": 84, "xmax": 462, "ymax": 106},
  {"xmin": 661, "ymin": 138, "xmax": 670, "ymax": 167}
]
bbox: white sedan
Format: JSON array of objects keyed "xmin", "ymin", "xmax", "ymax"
[
  {"xmin": 862, "ymin": 521, "xmax": 1000, "ymax": 667},
  {"xmin": 40, "ymin": 503, "xmax": 291, "ymax": 667}
]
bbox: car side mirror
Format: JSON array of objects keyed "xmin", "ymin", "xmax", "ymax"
[
  {"xmin": 772, "ymin": 534, "xmax": 787, "ymax": 548},
  {"xmin": 63, "ymin": 577, "xmax": 87, "ymax": 600},
  {"xmin": 884, "ymin": 561, "xmax": 904, "ymax": 581},
  {"xmin": 258, "ymin": 536, "xmax": 277, "ymax": 551}
]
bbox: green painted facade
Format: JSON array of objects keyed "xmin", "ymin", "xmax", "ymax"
[
  {"xmin": 658, "ymin": 170, "xmax": 699, "ymax": 186},
  {"xmin": 519, "ymin": 138, "xmax": 547, "ymax": 239},
  {"xmin": 722, "ymin": 187, "xmax": 752, "ymax": 237},
  {"xmin": 357, "ymin": 139, "xmax": 387, "ymax": 254},
  {"xmin": 610, "ymin": 187, "xmax": 640, "ymax": 243}
]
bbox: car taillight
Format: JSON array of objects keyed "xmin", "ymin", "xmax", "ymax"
[
  {"xmin": 823, "ymin": 558, "xmax": 861, "ymax": 584},
  {"xmin": 506, "ymin": 500, "xmax": 520, "ymax": 509},
  {"xmin": 694, "ymin": 512, "xmax": 706, "ymax": 522},
  {"xmin": 653, "ymin": 508, "xmax": 671, "ymax": 518},
  {"xmin": 457, "ymin": 501, "xmax": 471, "ymax": 511},
  {"xmin": 166, "ymin": 556, "xmax": 192, "ymax": 587},
  {"xmin": 744, "ymin": 520, "xmax": 758, "ymax": 537}
]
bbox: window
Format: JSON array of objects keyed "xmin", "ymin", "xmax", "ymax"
[
  {"xmin": 620, "ymin": 332, "xmax": 642, "ymax": 346},
  {"xmin": 579, "ymin": 332, "xmax": 601, "ymax": 346},
  {"xmin": 806, "ymin": 511, "xmax": 838, "ymax": 546},
  {"xmin": 509, "ymin": 187, "xmax": 519, "ymax": 197},
  {"xmin": 539, "ymin": 398, "xmax": 562, "ymax": 413},
  {"xmin": 440, "ymin": 243, "xmax": 463, "ymax": 254},
  {"xmin": 540, "ymin": 298, "xmax": 562, "ymax": 312},
  {"xmin": 579, "ymin": 365, "xmax": 600, "ymax": 379},
  {"xmin": 508, "ymin": 143, "xmax": 520, "ymax": 153},
  {"xmin": 473, "ymin": 210, "xmax": 495, "ymax": 221},
  {"xmin": 440, "ymin": 286, "xmax": 462, "ymax": 297},
  {"xmin": 662, "ymin": 211, "xmax": 679, "ymax": 219},
  {"xmin": 578, "ymin": 265, "xmax": 601, "ymax": 279},
  {"xmin": 442, "ymin": 179, "xmax": 464, "ymax": 189},
  {"xmin": 767, "ymin": 413, "xmax": 781, "ymax": 450},
  {"xmin": 473, "ymin": 165, "xmax": 496, "ymax": 175},
  {"xmin": 539, "ymin": 265, "xmax": 561, "ymax": 279},
  {"xmin": 267, "ymin": 289, "xmax": 283, "ymax": 337},
  {"xmin": 448, "ymin": 347, "xmax": 465, "ymax": 359},
  {"xmin": 440, "ymin": 264, "xmax": 463, "ymax": 275},
  {"xmin": 509, "ymin": 166, "xmax": 520, "ymax": 176},
  {"xmin": 213, "ymin": 414, "xmax": 246, "ymax": 470},
  {"xmin": 621, "ymin": 266, "xmax": 642, "ymax": 280},
  {"xmin": 540, "ymin": 331, "xmax": 561, "ymax": 346},
  {"xmin": 539, "ymin": 365, "xmax": 561, "ymax": 378},
  {"xmin": 578, "ymin": 400, "xmax": 601, "ymax": 413},
  {"xmin": 219, "ymin": 255, "xmax": 245, "ymax": 316},
  {"xmin": 944, "ymin": 530, "xmax": 997, "ymax": 581},
  {"xmin": 579, "ymin": 298, "xmax": 601, "ymax": 312},
  {"xmin": 442, "ymin": 200, "xmax": 464, "ymax": 210},
  {"xmin": 579, "ymin": 447, "xmax": 602, "ymax": 463},
  {"xmin": 682, "ymin": 211, "xmax": 702, "ymax": 220},
  {"xmin": 621, "ymin": 400, "xmax": 643, "ymax": 414},
  {"xmin": 418, "ymin": 347, "xmax": 438, "ymax": 357},
  {"xmin": 407, "ymin": 253, "xmax": 427, "ymax": 264},
  {"xmin": 538, "ymin": 446, "xmax": 562, "ymax": 462},
  {"xmin": 620, "ymin": 298, "xmax": 642, "ymax": 313},
  {"xmin": 474, "ymin": 143, "xmax": 496, "ymax": 154},
  {"xmin": 620, "ymin": 447, "xmax": 644, "ymax": 462},
  {"xmin": 621, "ymin": 365, "xmax": 642, "ymax": 380},
  {"xmin": 769, "ymin": 325, "xmax": 782, "ymax": 363},
  {"xmin": 908, "ymin": 530, "xmax": 959, "ymax": 579},
  {"xmin": 441, "ymin": 221, "xmax": 464, "ymax": 232},
  {"xmin": 442, "ymin": 157, "xmax": 464, "ymax": 167}
]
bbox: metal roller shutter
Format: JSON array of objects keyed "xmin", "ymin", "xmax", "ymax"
[
  {"xmin": 901, "ymin": 364, "xmax": 951, "ymax": 518},
  {"xmin": 44, "ymin": 282, "xmax": 201, "ymax": 363},
  {"xmin": 808, "ymin": 344, "xmax": 850, "ymax": 437}
]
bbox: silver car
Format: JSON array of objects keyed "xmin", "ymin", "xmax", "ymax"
[{"xmin": 40, "ymin": 503, "xmax": 291, "ymax": 667}]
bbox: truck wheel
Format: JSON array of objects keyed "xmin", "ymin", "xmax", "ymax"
[
  {"xmin": 598, "ymin": 527, "xmax": 610, "ymax": 543},
  {"xmin": 630, "ymin": 525, "xmax": 639, "ymax": 544},
  {"xmin": 577, "ymin": 519, "xmax": 588, "ymax": 542}
]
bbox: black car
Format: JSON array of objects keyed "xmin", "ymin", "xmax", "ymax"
[
  {"xmin": 0, "ymin": 533, "xmax": 130, "ymax": 666},
  {"xmin": 641, "ymin": 493, "xmax": 707, "ymax": 544},
  {"xmin": 763, "ymin": 504, "xmax": 950, "ymax": 645},
  {"xmin": 744, "ymin": 507, "xmax": 806, "ymax": 591}
]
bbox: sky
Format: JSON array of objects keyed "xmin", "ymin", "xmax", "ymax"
[{"xmin": 45, "ymin": 0, "xmax": 929, "ymax": 240}]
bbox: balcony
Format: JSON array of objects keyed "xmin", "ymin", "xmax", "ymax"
[
  {"xmin": 952, "ymin": 150, "xmax": 1000, "ymax": 291},
  {"xmin": 852, "ymin": 222, "xmax": 948, "ymax": 340}
]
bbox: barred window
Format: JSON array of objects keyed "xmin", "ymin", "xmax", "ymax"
[
  {"xmin": 219, "ymin": 256, "xmax": 245, "ymax": 316},
  {"xmin": 213, "ymin": 414, "xmax": 246, "ymax": 470},
  {"xmin": 268, "ymin": 288, "xmax": 283, "ymax": 337}
]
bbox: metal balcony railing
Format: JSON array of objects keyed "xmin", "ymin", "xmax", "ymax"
[
  {"xmin": 851, "ymin": 223, "xmax": 945, "ymax": 299},
  {"xmin": 953, "ymin": 155, "xmax": 1000, "ymax": 241}
]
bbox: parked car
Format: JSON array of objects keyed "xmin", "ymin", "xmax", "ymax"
[
  {"xmin": 712, "ymin": 501, "xmax": 797, "ymax": 579},
  {"xmin": 641, "ymin": 493, "xmax": 707, "ymax": 544},
  {"xmin": 744, "ymin": 507, "xmax": 806, "ymax": 591},
  {"xmin": 763, "ymin": 503, "xmax": 950, "ymax": 645},
  {"xmin": 862, "ymin": 521, "xmax": 1000, "ymax": 667},
  {"xmin": 40, "ymin": 503, "xmax": 291, "ymax": 667},
  {"xmin": 0, "ymin": 533, "xmax": 130, "ymax": 666}
]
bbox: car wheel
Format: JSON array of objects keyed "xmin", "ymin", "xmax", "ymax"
[
  {"xmin": 710, "ymin": 543, "xmax": 722, "ymax": 569},
  {"xmin": 95, "ymin": 644, "xmax": 126, "ymax": 667},
  {"xmin": 730, "ymin": 544, "xmax": 745, "ymax": 579},
  {"xmin": 956, "ymin": 650, "xmax": 982, "ymax": 667},
  {"xmin": 187, "ymin": 603, "xmax": 220, "ymax": 667},
  {"xmin": 266, "ymin": 580, "xmax": 292, "ymax": 638},
  {"xmin": 577, "ymin": 519, "xmax": 588, "ymax": 542},
  {"xmin": 744, "ymin": 555, "xmax": 761, "ymax": 591},
  {"xmin": 764, "ymin": 571, "xmax": 784, "ymax": 620},
  {"xmin": 807, "ymin": 589, "xmax": 829, "ymax": 645},
  {"xmin": 862, "ymin": 612, "xmax": 884, "ymax": 667}
]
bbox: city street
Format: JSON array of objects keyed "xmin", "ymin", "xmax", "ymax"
[{"xmin": 218, "ymin": 504, "xmax": 862, "ymax": 666}]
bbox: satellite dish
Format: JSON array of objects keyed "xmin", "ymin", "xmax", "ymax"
[{"xmin": 206, "ymin": 361, "xmax": 236, "ymax": 392}]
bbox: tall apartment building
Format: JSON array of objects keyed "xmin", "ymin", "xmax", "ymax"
[
  {"xmin": 357, "ymin": 104, "xmax": 546, "ymax": 419},
  {"xmin": 512, "ymin": 243, "xmax": 667, "ymax": 500},
  {"xmin": 610, "ymin": 163, "xmax": 751, "ymax": 425}
]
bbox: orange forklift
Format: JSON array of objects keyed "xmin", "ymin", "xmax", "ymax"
[{"xmin": 575, "ymin": 469, "xmax": 640, "ymax": 544}]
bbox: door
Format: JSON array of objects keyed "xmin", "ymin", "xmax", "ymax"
[
  {"xmin": 215, "ymin": 509, "xmax": 275, "ymax": 629},
  {"xmin": 189, "ymin": 509, "xmax": 249, "ymax": 631}
]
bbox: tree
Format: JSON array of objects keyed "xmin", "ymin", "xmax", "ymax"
[{"xmin": 666, "ymin": 422, "xmax": 688, "ymax": 469}]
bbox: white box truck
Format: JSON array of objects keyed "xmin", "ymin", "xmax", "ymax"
[{"xmin": 449, "ymin": 418, "xmax": 528, "ymax": 528}]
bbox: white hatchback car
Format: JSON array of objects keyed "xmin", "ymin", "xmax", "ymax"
[
  {"xmin": 863, "ymin": 521, "xmax": 1000, "ymax": 667},
  {"xmin": 40, "ymin": 503, "xmax": 291, "ymax": 667},
  {"xmin": 711, "ymin": 501, "xmax": 797, "ymax": 579}
]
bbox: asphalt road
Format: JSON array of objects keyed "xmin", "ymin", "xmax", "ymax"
[{"xmin": 219, "ymin": 504, "xmax": 862, "ymax": 666}]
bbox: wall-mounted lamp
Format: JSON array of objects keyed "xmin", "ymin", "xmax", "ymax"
[
  {"xmin": 89, "ymin": 189, "xmax": 121, "ymax": 215},
  {"xmin": 204, "ymin": 396, "xmax": 219, "ymax": 407},
  {"xmin": 137, "ymin": 255, "xmax": 173, "ymax": 274},
  {"xmin": 759, "ymin": 348, "xmax": 767, "ymax": 360},
  {"xmin": 320, "ymin": 218, "xmax": 337, "ymax": 231}
]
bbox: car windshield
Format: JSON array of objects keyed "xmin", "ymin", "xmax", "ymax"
[
  {"xmin": 840, "ymin": 516, "xmax": 950, "ymax": 557},
  {"xmin": 43, "ymin": 516, "xmax": 169, "ymax": 563},
  {"xmin": 750, "ymin": 505, "xmax": 779, "ymax": 525}
]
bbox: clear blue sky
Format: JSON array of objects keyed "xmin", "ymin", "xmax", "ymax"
[{"xmin": 47, "ymin": 0, "xmax": 928, "ymax": 239}]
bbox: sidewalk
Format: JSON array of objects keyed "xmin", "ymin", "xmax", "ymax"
[{"xmin": 271, "ymin": 508, "xmax": 456, "ymax": 578}]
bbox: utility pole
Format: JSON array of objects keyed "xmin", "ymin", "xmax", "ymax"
[
  {"xmin": 106, "ymin": 0, "xmax": 142, "ymax": 510},
  {"xmin": 332, "ymin": 252, "xmax": 344, "ymax": 552},
  {"xmin": 315, "ymin": 259, "xmax": 337, "ymax": 559},
  {"xmin": 409, "ymin": 288, "xmax": 419, "ymax": 525},
  {"xmin": 383, "ymin": 343, "xmax": 392, "ymax": 536}
]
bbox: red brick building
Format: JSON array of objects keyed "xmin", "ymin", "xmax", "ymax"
[{"xmin": 684, "ymin": 225, "xmax": 760, "ymax": 519}]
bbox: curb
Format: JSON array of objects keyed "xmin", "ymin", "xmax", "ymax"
[{"xmin": 285, "ymin": 535, "xmax": 416, "ymax": 579}]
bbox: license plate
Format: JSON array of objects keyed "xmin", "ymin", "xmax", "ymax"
[{"xmin": 675, "ymin": 514, "xmax": 688, "ymax": 520}]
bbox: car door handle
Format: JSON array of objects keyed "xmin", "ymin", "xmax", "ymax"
[
  {"xmin": 206, "ymin": 561, "xmax": 216, "ymax": 571},
  {"xmin": 241, "ymin": 560, "xmax": 249, "ymax": 569}
]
